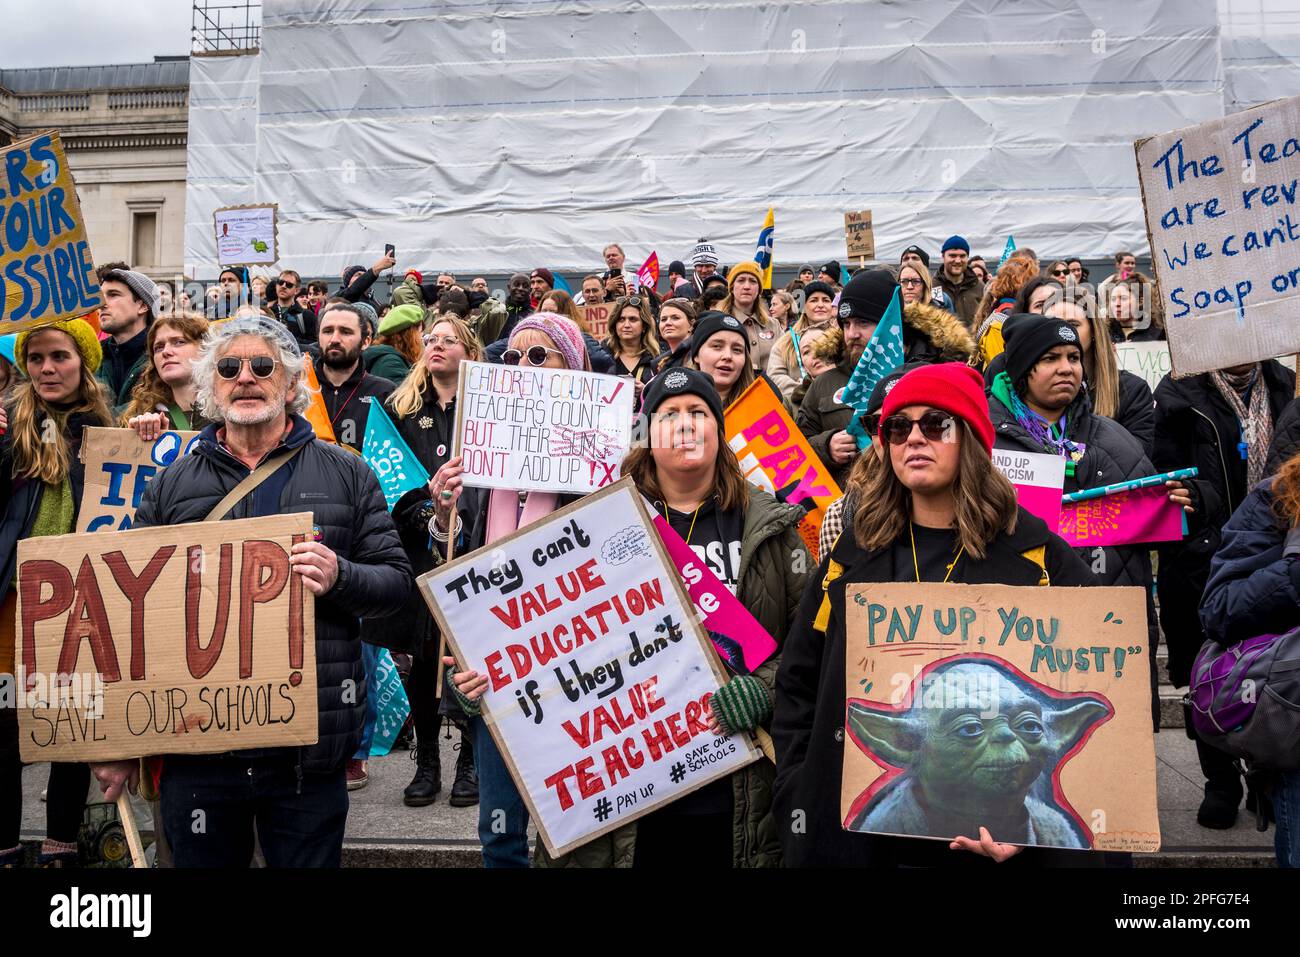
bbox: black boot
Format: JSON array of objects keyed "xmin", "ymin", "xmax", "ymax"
[
  {"xmin": 403, "ymin": 743, "xmax": 442, "ymax": 807},
  {"xmin": 448, "ymin": 730, "xmax": 479, "ymax": 808},
  {"xmin": 1195, "ymin": 737, "xmax": 1243, "ymax": 829}
]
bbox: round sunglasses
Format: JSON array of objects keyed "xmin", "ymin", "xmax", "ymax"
[
  {"xmin": 503, "ymin": 345, "xmax": 563, "ymax": 366},
  {"xmin": 880, "ymin": 410, "xmax": 955, "ymax": 445},
  {"xmin": 216, "ymin": 355, "xmax": 279, "ymax": 379}
]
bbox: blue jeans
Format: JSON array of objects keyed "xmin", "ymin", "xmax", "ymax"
[
  {"xmin": 160, "ymin": 754, "xmax": 349, "ymax": 868},
  {"xmin": 472, "ymin": 717, "xmax": 530, "ymax": 867},
  {"xmin": 354, "ymin": 642, "xmax": 380, "ymax": 760},
  {"xmin": 1274, "ymin": 769, "xmax": 1300, "ymax": 867}
]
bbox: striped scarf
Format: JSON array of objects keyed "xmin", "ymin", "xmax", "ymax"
[{"xmin": 1210, "ymin": 365, "xmax": 1271, "ymax": 486}]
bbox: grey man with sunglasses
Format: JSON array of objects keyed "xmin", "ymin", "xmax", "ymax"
[{"xmin": 92, "ymin": 316, "xmax": 412, "ymax": 868}]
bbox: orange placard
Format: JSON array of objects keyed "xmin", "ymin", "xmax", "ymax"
[
  {"xmin": 302, "ymin": 355, "xmax": 337, "ymax": 444},
  {"xmin": 724, "ymin": 380, "xmax": 841, "ymax": 562}
]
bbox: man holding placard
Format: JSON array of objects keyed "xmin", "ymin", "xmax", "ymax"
[{"xmin": 92, "ymin": 316, "xmax": 411, "ymax": 868}]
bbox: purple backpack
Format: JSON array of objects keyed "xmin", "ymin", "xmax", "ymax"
[{"xmin": 1189, "ymin": 629, "xmax": 1300, "ymax": 769}]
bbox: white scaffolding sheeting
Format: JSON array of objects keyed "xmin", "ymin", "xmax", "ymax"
[{"xmin": 187, "ymin": 0, "xmax": 1241, "ymax": 275}]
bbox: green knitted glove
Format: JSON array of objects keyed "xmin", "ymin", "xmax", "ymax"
[
  {"xmin": 710, "ymin": 675, "xmax": 772, "ymax": 735},
  {"xmin": 445, "ymin": 664, "xmax": 482, "ymax": 717}
]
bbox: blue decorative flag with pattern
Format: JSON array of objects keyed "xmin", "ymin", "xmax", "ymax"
[
  {"xmin": 997, "ymin": 235, "xmax": 1016, "ymax": 269},
  {"xmin": 843, "ymin": 287, "xmax": 907, "ymax": 450},
  {"xmin": 362, "ymin": 400, "xmax": 431, "ymax": 511},
  {"xmin": 368, "ymin": 648, "xmax": 411, "ymax": 757}
]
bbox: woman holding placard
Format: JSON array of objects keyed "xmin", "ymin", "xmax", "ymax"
[
  {"xmin": 120, "ymin": 311, "xmax": 211, "ymax": 437},
  {"xmin": 361, "ymin": 315, "xmax": 486, "ymax": 810},
  {"xmin": 773, "ymin": 363, "xmax": 1101, "ymax": 868},
  {"xmin": 532, "ymin": 367, "xmax": 811, "ymax": 868},
  {"xmin": 438, "ymin": 312, "xmax": 594, "ymax": 868},
  {"xmin": 1, "ymin": 317, "xmax": 114, "ymax": 867}
]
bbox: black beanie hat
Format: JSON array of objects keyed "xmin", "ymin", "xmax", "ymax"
[
  {"xmin": 836, "ymin": 268, "xmax": 898, "ymax": 327},
  {"xmin": 900, "ymin": 244, "xmax": 930, "ymax": 268},
  {"xmin": 801, "ymin": 280, "xmax": 836, "ymax": 301},
  {"xmin": 1002, "ymin": 314, "xmax": 1082, "ymax": 388},
  {"xmin": 819, "ymin": 260, "xmax": 842, "ymax": 280},
  {"xmin": 689, "ymin": 311, "xmax": 749, "ymax": 361},
  {"xmin": 640, "ymin": 367, "xmax": 725, "ymax": 433}
]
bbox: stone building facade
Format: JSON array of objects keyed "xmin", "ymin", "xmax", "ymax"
[{"xmin": 0, "ymin": 57, "xmax": 189, "ymax": 281}]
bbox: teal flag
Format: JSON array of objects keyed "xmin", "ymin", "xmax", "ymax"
[
  {"xmin": 551, "ymin": 271, "xmax": 572, "ymax": 294},
  {"xmin": 362, "ymin": 400, "xmax": 431, "ymax": 511},
  {"xmin": 843, "ymin": 287, "xmax": 906, "ymax": 450},
  {"xmin": 369, "ymin": 648, "xmax": 412, "ymax": 757},
  {"xmin": 997, "ymin": 235, "xmax": 1017, "ymax": 269}
]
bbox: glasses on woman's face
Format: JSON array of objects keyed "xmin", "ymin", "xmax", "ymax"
[
  {"xmin": 881, "ymin": 410, "xmax": 955, "ymax": 445},
  {"xmin": 422, "ymin": 333, "xmax": 462, "ymax": 348},
  {"xmin": 1052, "ymin": 270, "xmax": 1068, "ymax": 279},
  {"xmin": 503, "ymin": 345, "xmax": 563, "ymax": 366},
  {"xmin": 899, "ymin": 278, "xmax": 924, "ymax": 287},
  {"xmin": 215, "ymin": 355, "xmax": 279, "ymax": 379}
]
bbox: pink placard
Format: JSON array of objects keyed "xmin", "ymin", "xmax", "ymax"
[
  {"xmin": 651, "ymin": 513, "xmax": 778, "ymax": 675},
  {"xmin": 1059, "ymin": 485, "xmax": 1186, "ymax": 548}
]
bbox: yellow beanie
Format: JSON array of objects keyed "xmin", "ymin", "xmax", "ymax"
[
  {"xmin": 727, "ymin": 260, "xmax": 763, "ymax": 290},
  {"xmin": 15, "ymin": 318, "xmax": 103, "ymax": 376}
]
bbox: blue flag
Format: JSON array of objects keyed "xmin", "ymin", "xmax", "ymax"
[
  {"xmin": 551, "ymin": 271, "xmax": 572, "ymax": 294},
  {"xmin": 362, "ymin": 400, "xmax": 431, "ymax": 511},
  {"xmin": 997, "ymin": 235, "xmax": 1016, "ymax": 269},
  {"xmin": 843, "ymin": 287, "xmax": 907, "ymax": 450}
]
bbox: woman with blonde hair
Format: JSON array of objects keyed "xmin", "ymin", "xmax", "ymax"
[
  {"xmin": 362, "ymin": 315, "xmax": 485, "ymax": 810},
  {"xmin": 1, "ymin": 317, "xmax": 114, "ymax": 867},
  {"xmin": 120, "ymin": 311, "xmax": 211, "ymax": 437},
  {"xmin": 767, "ymin": 280, "xmax": 837, "ymax": 400},
  {"xmin": 770, "ymin": 289, "xmax": 797, "ymax": 330}
]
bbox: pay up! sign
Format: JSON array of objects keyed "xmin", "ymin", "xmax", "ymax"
[
  {"xmin": 14, "ymin": 514, "xmax": 318, "ymax": 762},
  {"xmin": 1135, "ymin": 94, "xmax": 1300, "ymax": 376},
  {"xmin": 418, "ymin": 479, "xmax": 759, "ymax": 857},
  {"xmin": 455, "ymin": 359, "xmax": 634, "ymax": 495}
]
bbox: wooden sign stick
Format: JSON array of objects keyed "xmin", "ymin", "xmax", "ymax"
[{"xmin": 116, "ymin": 793, "xmax": 147, "ymax": 869}]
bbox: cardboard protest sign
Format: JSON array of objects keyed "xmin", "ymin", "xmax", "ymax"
[
  {"xmin": 77, "ymin": 427, "xmax": 201, "ymax": 532},
  {"xmin": 992, "ymin": 449, "xmax": 1066, "ymax": 531},
  {"xmin": 1135, "ymin": 95, "xmax": 1300, "ymax": 376},
  {"xmin": 1, "ymin": 132, "xmax": 101, "ymax": 333},
  {"xmin": 725, "ymin": 379, "xmax": 841, "ymax": 562},
  {"xmin": 842, "ymin": 583, "xmax": 1160, "ymax": 852},
  {"xmin": 214, "ymin": 203, "xmax": 278, "ymax": 267},
  {"xmin": 579, "ymin": 302, "xmax": 611, "ymax": 339},
  {"xmin": 417, "ymin": 479, "xmax": 759, "ymax": 857},
  {"xmin": 650, "ymin": 511, "xmax": 777, "ymax": 676},
  {"xmin": 454, "ymin": 359, "xmax": 634, "ymax": 495},
  {"xmin": 844, "ymin": 209, "xmax": 875, "ymax": 260},
  {"xmin": 14, "ymin": 513, "xmax": 318, "ymax": 763},
  {"xmin": 1115, "ymin": 341, "xmax": 1173, "ymax": 394}
]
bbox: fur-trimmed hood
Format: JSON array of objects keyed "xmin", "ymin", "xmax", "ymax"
[{"xmin": 818, "ymin": 301, "xmax": 976, "ymax": 366}]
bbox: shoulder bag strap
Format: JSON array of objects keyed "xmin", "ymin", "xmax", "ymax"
[{"xmin": 204, "ymin": 444, "xmax": 305, "ymax": 522}]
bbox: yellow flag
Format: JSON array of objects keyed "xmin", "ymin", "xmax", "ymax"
[
  {"xmin": 753, "ymin": 207, "xmax": 775, "ymax": 290},
  {"xmin": 302, "ymin": 355, "xmax": 337, "ymax": 444}
]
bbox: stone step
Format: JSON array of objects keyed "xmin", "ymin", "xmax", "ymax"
[{"xmin": 1160, "ymin": 684, "xmax": 1186, "ymax": 729}]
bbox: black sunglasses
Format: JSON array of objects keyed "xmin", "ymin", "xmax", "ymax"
[
  {"xmin": 503, "ymin": 345, "xmax": 562, "ymax": 366},
  {"xmin": 881, "ymin": 410, "xmax": 955, "ymax": 445},
  {"xmin": 1051, "ymin": 269, "xmax": 1068, "ymax": 277},
  {"xmin": 216, "ymin": 355, "xmax": 279, "ymax": 379}
]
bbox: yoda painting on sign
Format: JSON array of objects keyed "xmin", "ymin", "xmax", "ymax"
[{"xmin": 844, "ymin": 657, "xmax": 1112, "ymax": 849}]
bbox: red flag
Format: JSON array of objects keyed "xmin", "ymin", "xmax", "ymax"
[{"xmin": 636, "ymin": 251, "xmax": 659, "ymax": 292}]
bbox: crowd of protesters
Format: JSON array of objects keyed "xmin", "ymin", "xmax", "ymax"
[{"xmin": 3, "ymin": 230, "xmax": 1299, "ymax": 871}]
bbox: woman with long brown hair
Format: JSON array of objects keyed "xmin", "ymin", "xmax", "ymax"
[
  {"xmin": 1, "ymin": 317, "xmax": 114, "ymax": 867},
  {"xmin": 536, "ymin": 367, "xmax": 810, "ymax": 867},
  {"xmin": 120, "ymin": 311, "xmax": 211, "ymax": 437},
  {"xmin": 1200, "ymin": 446, "xmax": 1300, "ymax": 865},
  {"xmin": 603, "ymin": 294, "xmax": 659, "ymax": 398},
  {"xmin": 773, "ymin": 362, "xmax": 1098, "ymax": 868}
]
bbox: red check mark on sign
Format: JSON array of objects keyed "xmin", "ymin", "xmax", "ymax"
[{"xmin": 602, "ymin": 381, "xmax": 625, "ymax": 404}]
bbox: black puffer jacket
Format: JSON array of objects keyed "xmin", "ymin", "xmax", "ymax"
[
  {"xmin": 134, "ymin": 414, "xmax": 413, "ymax": 774},
  {"xmin": 772, "ymin": 507, "xmax": 1097, "ymax": 867},
  {"xmin": 797, "ymin": 303, "xmax": 976, "ymax": 488},
  {"xmin": 1115, "ymin": 371, "xmax": 1156, "ymax": 458},
  {"xmin": 1152, "ymin": 361, "xmax": 1295, "ymax": 685},
  {"xmin": 989, "ymin": 386, "xmax": 1161, "ymax": 726},
  {"xmin": 1267, "ymin": 396, "xmax": 1300, "ymax": 475},
  {"xmin": 0, "ymin": 407, "xmax": 105, "ymax": 603}
]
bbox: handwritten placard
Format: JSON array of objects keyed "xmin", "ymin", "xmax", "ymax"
[
  {"xmin": 844, "ymin": 209, "xmax": 875, "ymax": 260},
  {"xmin": 214, "ymin": 203, "xmax": 278, "ymax": 267},
  {"xmin": 991, "ymin": 449, "xmax": 1067, "ymax": 532},
  {"xmin": 77, "ymin": 427, "xmax": 201, "ymax": 532},
  {"xmin": 1135, "ymin": 94, "xmax": 1300, "ymax": 376},
  {"xmin": 454, "ymin": 359, "xmax": 634, "ymax": 494}
]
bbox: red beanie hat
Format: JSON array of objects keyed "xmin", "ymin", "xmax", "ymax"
[
  {"xmin": 405, "ymin": 269, "xmax": 424, "ymax": 284},
  {"xmin": 879, "ymin": 362, "xmax": 995, "ymax": 456}
]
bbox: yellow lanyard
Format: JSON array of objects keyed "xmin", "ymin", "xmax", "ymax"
[
  {"xmin": 662, "ymin": 502, "xmax": 703, "ymax": 544},
  {"xmin": 909, "ymin": 522, "xmax": 965, "ymax": 583}
]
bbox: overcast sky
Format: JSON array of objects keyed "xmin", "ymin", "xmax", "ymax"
[{"xmin": 1, "ymin": 0, "xmax": 191, "ymax": 68}]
